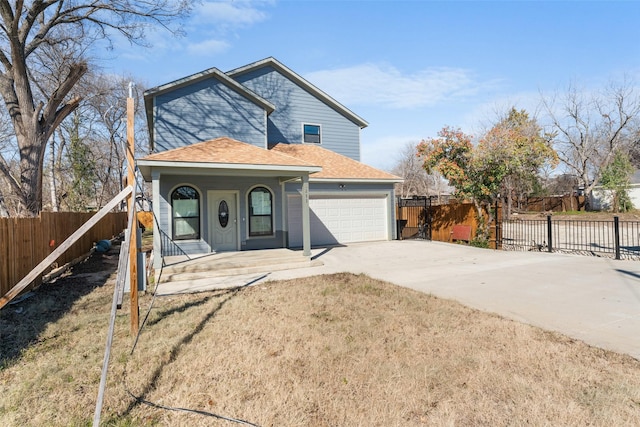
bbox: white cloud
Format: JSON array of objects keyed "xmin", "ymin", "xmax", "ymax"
[
  {"xmin": 180, "ymin": 1, "xmax": 273, "ymax": 58},
  {"xmin": 305, "ymin": 63, "xmax": 500, "ymax": 109},
  {"xmin": 459, "ymin": 90, "xmax": 552, "ymax": 136},
  {"xmin": 361, "ymin": 134, "xmax": 422, "ymax": 171},
  {"xmin": 186, "ymin": 38, "xmax": 230, "ymax": 56},
  {"xmin": 194, "ymin": 1, "xmax": 271, "ymax": 26}
]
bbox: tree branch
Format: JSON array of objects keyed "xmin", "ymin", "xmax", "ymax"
[
  {"xmin": 0, "ymin": 150, "xmax": 23, "ymax": 198},
  {"xmin": 40, "ymin": 61, "xmax": 87, "ymax": 128}
]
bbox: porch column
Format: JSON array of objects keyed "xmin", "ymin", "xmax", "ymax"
[
  {"xmin": 152, "ymin": 170, "xmax": 162, "ymax": 271},
  {"xmin": 301, "ymin": 173, "xmax": 311, "ymax": 257}
]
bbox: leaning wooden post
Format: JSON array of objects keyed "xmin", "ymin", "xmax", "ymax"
[{"xmin": 127, "ymin": 83, "xmax": 139, "ymax": 335}]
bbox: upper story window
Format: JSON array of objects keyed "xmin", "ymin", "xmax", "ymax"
[
  {"xmin": 248, "ymin": 186, "xmax": 273, "ymax": 237},
  {"xmin": 303, "ymin": 124, "xmax": 321, "ymax": 144},
  {"xmin": 171, "ymin": 185, "xmax": 200, "ymax": 240}
]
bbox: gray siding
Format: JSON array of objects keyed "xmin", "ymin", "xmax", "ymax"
[
  {"xmin": 153, "ymin": 77, "xmax": 267, "ymax": 152},
  {"xmin": 157, "ymin": 172, "xmax": 286, "ymax": 255},
  {"xmin": 233, "ymin": 66, "xmax": 362, "ymax": 161}
]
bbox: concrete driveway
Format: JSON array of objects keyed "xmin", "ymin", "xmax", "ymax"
[{"xmin": 264, "ymin": 240, "xmax": 640, "ymax": 360}]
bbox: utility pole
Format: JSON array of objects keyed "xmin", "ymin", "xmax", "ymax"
[{"xmin": 127, "ymin": 82, "xmax": 139, "ymax": 335}]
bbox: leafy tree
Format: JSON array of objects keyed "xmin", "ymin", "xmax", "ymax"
[
  {"xmin": 599, "ymin": 150, "xmax": 635, "ymax": 212},
  {"xmin": 417, "ymin": 126, "xmax": 507, "ymax": 242},
  {"xmin": 541, "ymin": 81, "xmax": 640, "ymax": 210},
  {"xmin": 481, "ymin": 108, "xmax": 558, "ymax": 217},
  {"xmin": 0, "ymin": 1, "xmax": 192, "ymax": 216}
]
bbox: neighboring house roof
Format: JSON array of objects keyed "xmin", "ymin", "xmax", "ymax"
[
  {"xmin": 227, "ymin": 57, "xmax": 369, "ymax": 129},
  {"xmin": 270, "ymin": 143, "xmax": 402, "ymax": 182},
  {"xmin": 143, "ymin": 68, "xmax": 276, "ymax": 150},
  {"xmin": 137, "ymin": 137, "xmax": 321, "ymax": 180},
  {"xmin": 631, "ymin": 170, "xmax": 640, "ymax": 185}
]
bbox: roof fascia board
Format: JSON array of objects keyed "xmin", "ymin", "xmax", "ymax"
[
  {"xmin": 286, "ymin": 177, "xmax": 404, "ymax": 184},
  {"xmin": 143, "ymin": 67, "xmax": 276, "ymax": 150},
  {"xmin": 137, "ymin": 159, "xmax": 321, "ymax": 174},
  {"xmin": 144, "ymin": 67, "xmax": 275, "ymax": 113},
  {"xmin": 227, "ymin": 57, "xmax": 369, "ymax": 129}
]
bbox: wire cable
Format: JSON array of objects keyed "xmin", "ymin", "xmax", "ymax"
[
  {"xmin": 124, "ymin": 389, "xmax": 261, "ymax": 426},
  {"xmin": 124, "ymin": 245, "xmax": 261, "ymax": 426}
]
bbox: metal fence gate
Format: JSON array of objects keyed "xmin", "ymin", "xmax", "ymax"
[{"xmin": 396, "ymin": 196, "xmax": 431, "ymax": 240}]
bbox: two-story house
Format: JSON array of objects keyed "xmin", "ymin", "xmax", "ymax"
[{"xmin": 138, "ymin": 57, "xmax": 401, "ymax": 270}]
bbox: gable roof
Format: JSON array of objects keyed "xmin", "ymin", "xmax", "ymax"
[
  {"xmin": 137, "ymin": 137, "xmax": 402, "ymax": 184},
  {"xmin": 137, "ymin": 137, "xmax": 321, "ymax": 180},
  {"xmin": 269, "ymin": 143, "xmax": 402, "ymax": 182},
  {"xmin": 227, "ymin": 57, "xmax": 369, "ymax": 129},
  {"xmin": 143, "ymin": 68, "xmax": 275, "ymax": 150}
]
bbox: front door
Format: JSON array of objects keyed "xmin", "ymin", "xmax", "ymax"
[{"xmin": 208, "ymin": 191, "xmax": 239, "ymax": 252}]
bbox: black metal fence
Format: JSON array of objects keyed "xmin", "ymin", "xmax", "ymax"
[{"xmin": 500, "ymin": 216, "xmax": 640, "ymax": 260}]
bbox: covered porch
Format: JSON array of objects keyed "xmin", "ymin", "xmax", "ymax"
[{"xmin": 137, "ymin": 138, "xmax": 322, "ymax": 271}]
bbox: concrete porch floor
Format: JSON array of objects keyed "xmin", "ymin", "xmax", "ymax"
[{"xmin": 154, "ymin": 248, "xmax": 325, "ymax": 295}]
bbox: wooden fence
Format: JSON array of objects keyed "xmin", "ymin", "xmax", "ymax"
[
  {"xmin": 524, "ymin": 195, "xmax": 585, "ymax": 212},
  {"xmin": 396, "ymin": 201, "xmax": 500, "ymax": 246},
  {"xmin": 429, "ymin": 203, "xmax": 480, "ymax": 242},
  {"xmin": 0, "ymin": 211, "xmax": 128, "ymax": 297}
]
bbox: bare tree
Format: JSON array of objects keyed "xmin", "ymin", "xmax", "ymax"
[
  {"xmin": 630, "ymin": 138, "xmax": 640, "ymax": 168},
  {"xmin": 41, "ymin": 72, "xmax": 147, "ymax": 211},
  {"xmin": 0, "ymin": 1, "xmax": 192, "ymax": 216},
  {"xmin": 391, "ymin": 141, "xmax": 450, "ymax": 199},
  {"xmin": 541, "ymin": 80, "xmax": 640, "ymax": 209},
  {"xmin": 84, "ymin": 73, "xmax": 148, "ymax": 209}
]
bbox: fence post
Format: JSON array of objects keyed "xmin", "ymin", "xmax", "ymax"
[
  {"xmin": 547, "ymin": 215, "xmax": 553, "ymax": 252},
  {"xmin": 396, "ymin": 197, "xmax": 402, "ymax": 240},
  {"xmin": 614, "ymin": 216, "xmax": 620, "ymax": 260},
  {"xmin": 494, "ymin": 199, "xmax": 499, "ymax": 250}
]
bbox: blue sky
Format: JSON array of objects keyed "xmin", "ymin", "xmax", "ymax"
[{"xmin": 107, "ymin": 0, "xmax": 640, "ymax": 171}]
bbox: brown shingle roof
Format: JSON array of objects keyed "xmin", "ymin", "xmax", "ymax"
[
  {"xmin": 269, "ymin": 143, "xmax": 401, "ymax": 181},
  {"xmin": 140, "ymin": 137, "xmax": 317, "ymax": 167}
]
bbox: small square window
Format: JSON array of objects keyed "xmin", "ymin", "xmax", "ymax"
[{"xmin": 303, "ymin": 124, "xmax": 321, "ymax": 144}]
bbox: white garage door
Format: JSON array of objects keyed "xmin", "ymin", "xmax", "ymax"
[{"xmin": 288, "ymin": 194, "xmax": 389, "ymax": 247}]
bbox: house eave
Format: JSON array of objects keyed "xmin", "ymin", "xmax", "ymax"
[
  {"xmin": 137, "ymin": 159, "xmax": 321, "ymax": 181},
  {"xmin": 143, "ymin": 67, "xmax": 276, "ymax": 150},
  {"xmin": 287, "ymin": 177, "xmax": 404, "ymax": 184},
  {"xmin": 227, "ymin": 57, "xmax": 369, "ymax": 129}
]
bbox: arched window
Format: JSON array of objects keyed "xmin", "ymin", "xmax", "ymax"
[
  {"xmin": 171, "ymin": 186, "xmax": 200, "ymax": 240},
  {"xmin": 248, "ymin": 186, "xmax": 273, "ymax": 237}
]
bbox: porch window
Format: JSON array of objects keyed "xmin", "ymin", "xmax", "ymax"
[
  {"xmin": 303, "ymin": 124, "xmax": 321, "ymax": 144},
  {"xmin": 248, "ymin": 186, "xmax": 273, "ymax": 236},
  {"xmin": 171, "ymin": 185, "xmax": 200, "ymax": 240}
]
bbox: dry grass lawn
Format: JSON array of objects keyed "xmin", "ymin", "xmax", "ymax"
[{"xmin": 1, "ymin": 247, "xmax": 640, "ymax": 426}]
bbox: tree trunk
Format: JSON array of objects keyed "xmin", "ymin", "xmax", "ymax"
[
  {"xmin": 473, "ymin": 199, "xmax": 491, "ymax": 241},
  {"xmin": 18, "ymin": 131, "xmax": 47, "ymax": 216},
  {"xmin": 48, "ymin": 137, "xmax": 58, "ymax": 212}
]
